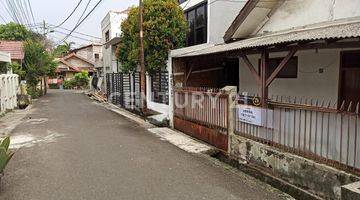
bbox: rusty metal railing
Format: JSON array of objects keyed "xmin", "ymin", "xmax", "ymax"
[
  {"xmin": 174, "ymin": 87, "xmax": 228, "ymax": 131},
  {"xmin": 235, "ymin": 95, "xmax": 360, "ymax": 173}
]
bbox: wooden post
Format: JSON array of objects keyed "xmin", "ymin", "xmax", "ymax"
[
  {"xmin": 139, "ymin": 0, "xmax": 147, "ymax": 113},
  {"xmin": 260, "ymin": 49, "xmax": 269, "ymax": 107}
]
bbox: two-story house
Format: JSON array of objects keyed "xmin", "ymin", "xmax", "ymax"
[
  {"xmin": 55, "ymin": 43, "xmax": 102, "ymax": 81},
  {"xmin": 100, "ymin": 10, "xmax": 129, "ymax": 76}
]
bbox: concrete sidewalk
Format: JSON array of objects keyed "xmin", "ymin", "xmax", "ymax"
[{"xmin": 0, "ymin": 90, "xmax": 293, "ymax": 200}]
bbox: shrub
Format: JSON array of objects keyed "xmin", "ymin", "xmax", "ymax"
[
  {"xmin": 27, "ymin": 86, "xmax": 42, "ymax": 99},
  {"xmin": 63, "ymin": 80, "xmax": 74, "ymax": 89},
  {"xmin": 73, "ymin": 71, "xmax": 90, "ymax": 88},
  {"xmin": 48, "ymin": 84, "xmax": 59, "ymax": 89},
  {"xmin": 63, "ymin": 71, "xmax": 90, "ymax": 89},
  {"xmin": 0, "ymin": 137, "xmax": 14, "ymax": 174}
]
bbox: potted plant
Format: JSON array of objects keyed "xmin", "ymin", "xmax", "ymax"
[{"xmin": 0, "ymin": 137, "xmax": 14, "ymax": 187}]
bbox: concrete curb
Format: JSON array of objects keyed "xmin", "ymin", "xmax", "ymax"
[
  {"xmin": 0, "ymin": 102, "xmax": 35, "ymax": 136},
  {"xmin": 100, "ymin": 102, "xmax": 217, "ymax": 155}
]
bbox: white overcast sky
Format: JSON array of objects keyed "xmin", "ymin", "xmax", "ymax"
[{"xmin": 0, "ymin": 0, "xmax": 137, "ymax": 47}]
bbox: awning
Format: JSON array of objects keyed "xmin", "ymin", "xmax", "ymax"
[
  {"xmin": 173, "ymin": 17, "xmax": 360, "ymax": 58},
  {"xmin": 105, "ymin": 37, "xmax": 121, "ymax": 48}
]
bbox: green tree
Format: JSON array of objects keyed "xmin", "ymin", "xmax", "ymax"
[
  {"xmin": 0, "ymin": 22, "xmax": 42, "ymax": 41},
  {"xmin": 52, "ymin": 42, "xmax": 74, "ymax": 57},
  {"xmin": 116, "ymin": 0, "xmax": 187, "ymax": 72},
  {"xmin": 23, "ymin": 40, "xmax": 57, "ymax": 96},
  {"xmin": 10, "ymin": 62, "xmax": 26, "ymax": 78}
]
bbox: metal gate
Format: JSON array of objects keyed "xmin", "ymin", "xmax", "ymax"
[
  {"xmin": 106, "ymin": 72, "xmax": 141, "ymax": 112},
  {"xmin": 173, "ymin": 87, "xmax": 229, "ymax": 151}
]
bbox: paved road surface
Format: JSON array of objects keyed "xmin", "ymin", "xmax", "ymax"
[{"xmin": 0, "ymin": 90, "xmax": 291, "ymax": 200}]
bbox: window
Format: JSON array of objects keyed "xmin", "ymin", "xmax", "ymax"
[
  {"xmin": 178, "ymin": 0, "xmax": 187, "ymax": 4},
  {"xmin": 94, "ymin": 53, "xmax": 99, "ymax": 61},
  {"xmin": 184, "ymin": 3, "xmax": 207, "ymax": 46},
  {"xmin": 258, "ymin": 57, "xmax": 298, "ymax": 78},
  {"xmin": 341, "ymin": 51, "xmax": 360, "ymax": 69},
  {"xmin": 105, "ymin": 31, "xmax": 110, "ymax": 42}
]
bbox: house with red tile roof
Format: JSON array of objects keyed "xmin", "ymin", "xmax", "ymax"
[
  {"xmin": 0, "ymin": 41, "xmax": 24, "ymax": 64},
  {"xmin": 55, "ymin": 52, "xmax": 96, "ymax": 81},
  {"xmin": 55, "ymin": 43, "xmax": 102, "ymax": 83}
]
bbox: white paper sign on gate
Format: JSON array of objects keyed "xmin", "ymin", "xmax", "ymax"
[{"xmin": 237, "ymin": 105, "xmax": 273, "ymax": 128}]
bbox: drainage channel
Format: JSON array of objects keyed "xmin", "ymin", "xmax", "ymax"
[{"xmin": 208, "ymin": 151, "xmax": 322, "ymax": 200}]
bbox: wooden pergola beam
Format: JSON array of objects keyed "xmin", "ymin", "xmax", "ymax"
[
  {"xmin": 266, "ymin": 48, "xmax": 298, "ymax": 87},
  {"xmin": 184, "ymin": 64, "xmax": 193, "ymax": 86},
  {"xmin": 260, "ymin": 50, "xmax": 269, "ymax": 107},
  {"xmin": 239, "ymin": 54, "xmax": 261, "ymax": 85}
]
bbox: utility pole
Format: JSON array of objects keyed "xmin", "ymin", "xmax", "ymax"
[
  {"xmin": 43, "ymin": 20, "xmax": 46, "ymax": 36},
  {"xmin": 139, "ymin": 0, "xmax": 147, "ymax": 114},
  {"xmin": 42, "ymin": 20, "xmax": 47, "ymax": 95}
]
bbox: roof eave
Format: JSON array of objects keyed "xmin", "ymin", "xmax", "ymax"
[{"xmin": 223, "ymin": 0, "xmax": 260, "ymax": 43}]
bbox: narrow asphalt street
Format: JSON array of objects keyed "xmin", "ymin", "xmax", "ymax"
[{"xmin": 0, "ymin": 90, "xmax": 291, "ymax": 200}]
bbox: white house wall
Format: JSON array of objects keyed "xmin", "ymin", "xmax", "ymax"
[
  {"xmin": 208, "ymin": 0, "xmax": 246, "ymax": 44},
  {"xmin": 181, "ymin": 0, "xmax": 246, "ymax": 44},
  {"xmin": 257, "ymin": 0, "xmax": 360, "ymax": 35},
  {"xmin": 239, "ymin": 49, "xmax": 347, "ymax": 103},
  {"xmin": 102, "ymin": 46, "xmax": 114, "ymax": 73},
  {"xmin": 101, "ymin": 11, "xmax": 127, "ymax": 74}
]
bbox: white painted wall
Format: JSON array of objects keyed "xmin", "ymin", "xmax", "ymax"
[
  {"xmin": 208, "ymin": 0, "xmax": 246, "ymax": 44},
  {"xmin": 181, "ymin": 0, "xmax": 246, "ymax": 44},
  {"xmin": 101, "ymin": 11, "xmax": 127, "ymax": 42},
  {"xmin": 238, "ymin": 49, "xmax": 349, "ymax": 103},
  {"xmin": 101, "ymin": 11, "xmax": 127, "ymax": 75},
  {"xmin": 0, "ymin": 74, "xmax": 19, "ymax": 114},
  {"xmin": 257, "ymin": 0, "xmax": 360, "ymax": 35}
]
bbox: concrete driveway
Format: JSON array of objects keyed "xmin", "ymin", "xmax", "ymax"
[{"xmin": 0, "ymin": 90, "xmax": 292, "ymax": 200}]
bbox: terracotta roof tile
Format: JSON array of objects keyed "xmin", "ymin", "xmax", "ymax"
[{"xmin": 0, "ymin": 41, "xmax": 24, "ymax": 60}]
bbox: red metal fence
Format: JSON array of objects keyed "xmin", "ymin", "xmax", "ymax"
[
  {"xmin": 235, "ymin": 95, "xmax": 360, "ymax": 172},
  {"xmin": 173, "ymin": 87, "xmax": 229, "ymax": 151},
  {"xmin": 174, "ymin": 87, "xmax": 228, "ymax": 130}
]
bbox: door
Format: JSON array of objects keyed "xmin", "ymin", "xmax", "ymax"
[
  {"xmin": 339, "ymin": 51, "xmax": 360, "ymax": 112},
  {"xmin": 221, "ymin": 58, "xmax": 239, "ymax": 89}
]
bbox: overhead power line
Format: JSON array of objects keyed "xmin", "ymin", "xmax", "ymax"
[
  {"xmin": 58, "ymin": 0, "xmax": 103, "ymax": 45},
  {"xmin": 16, "ymin": 0, "xmax": 31, "ymax": 25},
  {"xmin": 0, "ymin": 0, "xmax": 15, "ymax": 22},
  {"xmin": 0, "ymin": 14, "xmax": 7, "ymax": 23},
  {"xmin": 53, "ymin": 30, "xmax": 96, "ymax": 42},
  {"xmin": 6, "ymin": 0, "xmax": 22, "ymax": 24},
  {"xmin": 49, "ymin": 24, "xmax": 101, "ymax": 39},
  {"xmin": 54, "ymin": 0, "xmax": 84, "ymax": 28},
  {"xmin": 75, "ymin": 0, "xmax": 92, "ymax": 27},
  {"xmin": 27, "ymin": 0, "xmax": 36, "ymax": 25},
  {"xmin": 29, "ymin": 23, "xmax": 101, "ymax": 39}
]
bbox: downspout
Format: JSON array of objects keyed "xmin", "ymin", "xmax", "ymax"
[
  {"xmin": 329, "ymin": 0, "xmax": 335, "ymax": 21},
  {"xmin": 207, "ymin": 0, "xmax": 211, "ymax": 44},
  {"xmin": 168, "ymin": 55, "xmax": 174, "ymax": 127}
]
